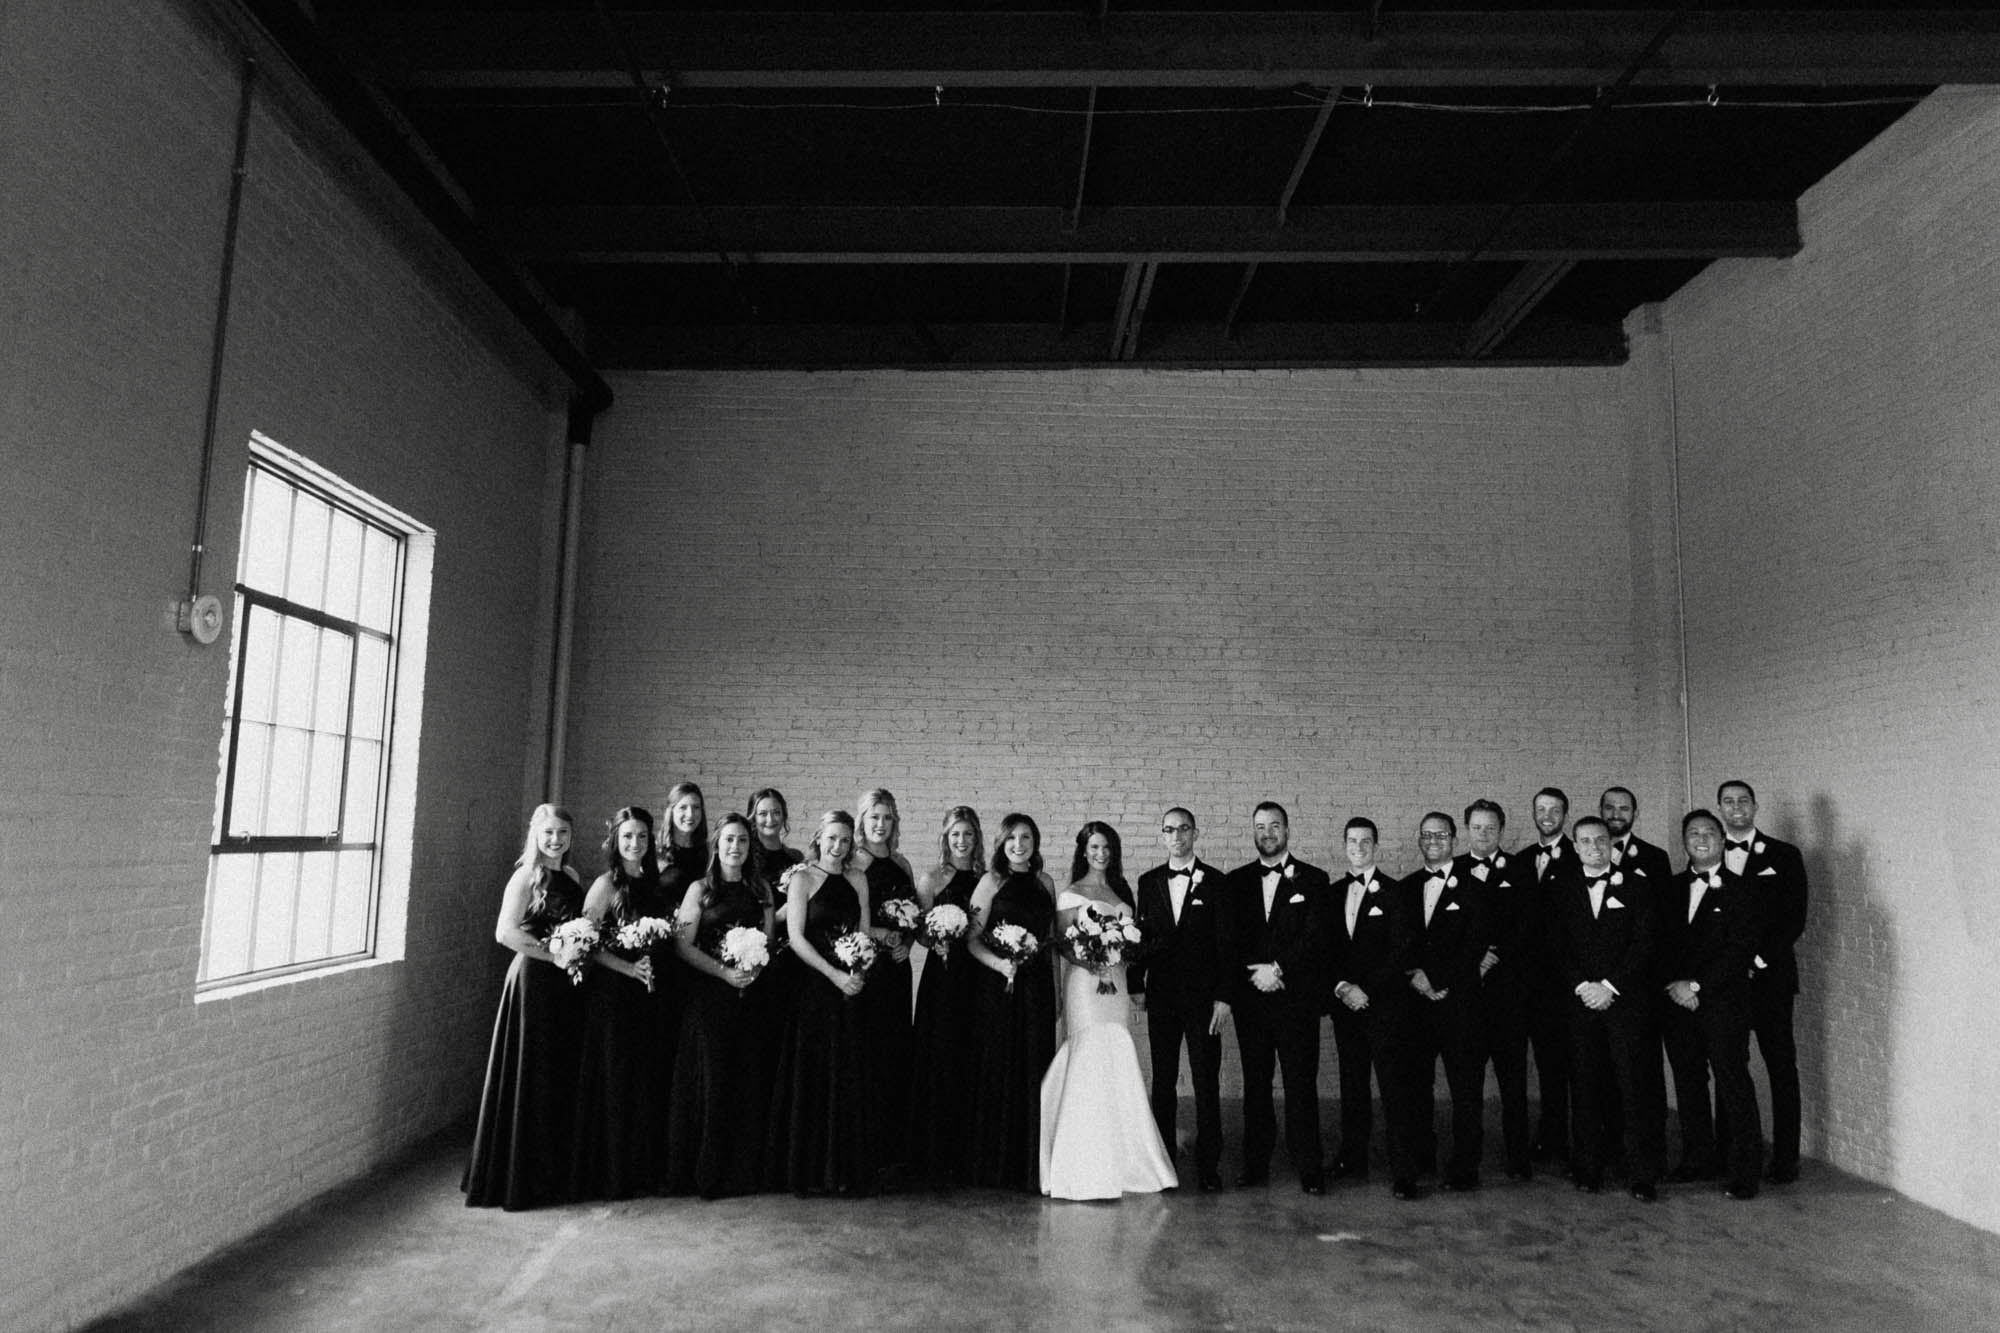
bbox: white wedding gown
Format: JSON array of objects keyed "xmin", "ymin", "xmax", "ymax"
[{"xmin": 1039, "ymin": 892, "xmax": 1179, "ymax": 1200}]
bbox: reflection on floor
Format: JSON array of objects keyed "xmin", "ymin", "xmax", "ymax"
[{"xmin": 87, "ymin": 1118, "xmax": 2000, "ymax": 1332}]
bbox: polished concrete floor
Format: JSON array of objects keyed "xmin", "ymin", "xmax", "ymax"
[{"xmin": 88, "ymin": 1118, "xmax": 2000, "ymax": 1333}]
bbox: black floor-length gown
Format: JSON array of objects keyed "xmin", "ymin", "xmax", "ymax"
[
  {"xmin": 665, "ymin": 877, "xmax": 770, "ymax": 1198},
  {"xmin": 765, "ymin": 873, "xmax": 877, "ymax": 1195},
  {"xmin": 967, "ymin": 871, "xmax": 1057, "ymax": 1192},
  {"xmin": 463, "ymin": 869, "xmax": 586, "ymax": 1209},
  {"xmin": 861, "ymin": 854, "xmax": 920, "ymax": 1175},
  {"xmin": 569, "ymin": 875, "xmax": 678, "ymax": 1200},
  {"xmin": 749, "ymin": 845, "xmax": 806, "ymax": 1113},
  {"xmin": 907, "ymin": 867, "xmax": 982, "ymax": 1186}
]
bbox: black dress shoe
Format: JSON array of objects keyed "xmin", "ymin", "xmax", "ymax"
[
  {"xmin": 1766, "ymin": 1162, "xmax": 1800, "ymax": 1185},
  {"xmin": 1301, "ymin": 1176, "xmax": 1325, "ymax": 1195},
  {"xmin": 1391, "ymin": 1178, "xmax": 1421, "ymax": 1201},
  {"xmin": 1236, "ymin": 1170, "xmax": 1269, "ymax": 1188},
  {"xmin": 1629, "ymin": 1182, "xmax": 1659, "ymax": 1203},
  {"xmin": 1442, "ymin": 1173, "xmax": 1480, "ymax": 1193},
  {"xmin": 1198, "ymin": 1171, "xmax": 1223, "ymax": 1193},
  {"xmin": 1724, "ymin": 1183, "xmax": 1759, "ymax": 1201}
]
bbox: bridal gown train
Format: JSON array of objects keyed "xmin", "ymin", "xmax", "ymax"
[{"xmin": 1039, "ymin": 891, "xmax": 1179, "ymax": 1200}]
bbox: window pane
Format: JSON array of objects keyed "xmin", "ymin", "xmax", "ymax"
[
  {"xmin": 295, "ymin": 852, "xmax": 336, "ymax": 961},
  {"xmin": 203, "ymin": 854, "xmax": 257, "ymax": 982},
  {"xmin": 351, "ymin": 638, "xmax": 389, "ymax": 741},
  {"xmin": 323, "ymin": 511, "xmax": 364, "ymax": 622},
  {"xmin": 357, "ymin": 527, "xmax": 398, "ymax": 632},
  {"xmin": 263, "ymin": 726, "xmax": 309, "ymax": 837},
  {"xmin": 227, "ymin": 721, "xmax": 272, "ymax": 839},
  {"xmin": 284, "ymin": 491, "xmax": 330, "ymax": 610},
  {"xmin": 343, "ymin": 739, "xmax": 381, "ymax": 839},
  {"xmin": 331, "ymin": 851, "xmax": 374, "ymax": 955},
  {"xmin": 251, "ymin": 852, "xmax": 299, "ymax": 971},
  {"xmin": 237, "ymin": 604, "xmax": 282, "ymax": 725},
  {"xmin": 242, "ymin": 469, "xmax": 291, "ymax": 593},
  {"xmin": 273, "ymin": 616, "xmax": 319, "ymax": 729},
  {"xmin": 304, "ymin": 731, "xmax": 343, "ymax": 837},
  {"xmin": 312, "ymin": 627, "xmax": 352, "ymax": 732}
]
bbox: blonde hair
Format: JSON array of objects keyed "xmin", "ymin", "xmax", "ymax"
[{"xmin": 856, "ymin": 787, "xmax": 901, "ymax": 853}]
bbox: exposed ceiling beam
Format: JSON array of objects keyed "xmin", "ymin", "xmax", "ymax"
[
  {"xmin": 498, "ymin": 202, "xmax": 1798, "ymax": 264},
  {"xmin": 587, "ymin": 318, "xmax": 1628, "ymax": 369},
  {"xmin": 1276, "ymin": 85, "xmax": 1341, "ymax": 227},
  {"xmin": 333, "ymin": 10, "xmax": 2000, "ymax": 89},
  {"xmin": 1112, "ymin": 261, "xmax": 1160, "ymax": 359},
  {"xmin": 1464, "ymin": 258, "xmax": 1579, "ymax": 355}
]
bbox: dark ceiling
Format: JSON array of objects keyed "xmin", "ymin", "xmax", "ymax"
[{"xmin": 255, "ymin": 4, "xmax": 2000, "ymax": 381}]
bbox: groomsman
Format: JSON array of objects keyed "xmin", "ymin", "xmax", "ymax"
[
  {"xmin": 1456, "ymin": 798, "xmax": 1536, "ymax": 1179},
  {"xmin": 1716, "ymin": 779, "xmax": 1810, "ymax": 1184},
  {"xmin": 1226, "ymin": 802, "xmax": 1333, "ymax": 1193},
  {"xmin": 1524, "ymin": 786, "xmax": 1578, "ymax": 1161},
  {"xmin": 1326, "ymin": 817, "xmax": 1415, "ymax": 1197},
  {"xmin": 1659, "ymin": 808, "xmax": 1765, "ymax": 1199},
  {"xmin": 1552, "ymin": 816, "xmax": 1665, "ymax": 1200},
  {"xmin": 1600, "ymin": 787, "xmax": 1674, "ymax": 884},
  {"xmin": 1396, "ymin": 812, "xmax": 1490, "ymax": 1192},
  {"xmin": 1130, "ymin": 807, "xmax": 1234, "ymax": 1192}
]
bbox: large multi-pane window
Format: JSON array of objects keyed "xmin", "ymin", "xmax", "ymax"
[{"xmin": 200, "ymin": 440, "xmax": 423, "ymax": 990}]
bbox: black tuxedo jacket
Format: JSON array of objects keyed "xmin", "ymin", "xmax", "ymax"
[
  {"xmin": 1614, "ymin": 834, "xmax": 1675, "ymax": 889},
  {"xmin": 1225, "ymin": 856, "xmax": 1332, "ymax": 1011},
  {"xmin": 1450, "ymin": 849, "xmax": 1532, "ymax": 984},
  {"xmin": 1397, "ymin": 862, "xmax": 1493, "ymax": 997},
  {"xmin": 1657, "ymin": 866, "xmax": 1763, "ymax": 1004},
  {"xmin": 1327, "ymin": 868, "xmax": 1408, "ymax": 1008},
  {"xmin": 1731, "ymin": 832, "xmax": 1809, "ymax": 995},
  {"xmin": 1553, "ymin": 865, "xmax": 1657, "ymax": 1001},
  {"xmin": 1129, "ymin": 858, "xmax": 1234, "ymax": 1007}
]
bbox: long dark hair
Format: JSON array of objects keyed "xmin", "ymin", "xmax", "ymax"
[
  {"xmin": 994, "ymin": 812, "xmax": 1044, "ymax": 878},
  {"xmin": 603, "ymin": 806, "xmax": 660, "ymax": 918},
  {"xmin": 703, "ymin": 812, "xmax": 771, "ymax": 908},
  {"xmin": 1070, "ymin": 820, "xmax": 1133, "ymax": 906}
]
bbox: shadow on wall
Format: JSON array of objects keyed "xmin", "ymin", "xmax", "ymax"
[{"xmin": 1797, "ymin": 791, "xmax": 1892, "ymax": 1177}]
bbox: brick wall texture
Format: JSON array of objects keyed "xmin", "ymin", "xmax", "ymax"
[
  {"xmin": 1661, "ymin": 89, "xmax": 2000, "ymax": 1233},
  {"xmin": 6, "ymin": 0, "xmax": 1999, "ymax": 1322},
  {"xmin": 0, "ymin": 2, "xmax": 564, "ymax": 1328}
]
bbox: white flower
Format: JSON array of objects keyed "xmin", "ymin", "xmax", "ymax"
[
  {"xmin": 1284, "ymin": 864, "xmax": 1296, "ymax": 880},
  {"xmin": 1610, "ymin": 871, "xmax": 1624, "ymax": 886},
  {"xmin": 1191, "ymin": 868, "xmax": 1205, "ymax": 886},
  {"xmin": 1494, "ymin": 854, "xmax": 1507, "ymax": 868},
  {"xmin": 1754, "ymin": 840, "xmax": 1767, "ymax": 854}
]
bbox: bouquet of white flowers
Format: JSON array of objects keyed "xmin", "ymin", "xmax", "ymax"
[
  {"xmin": 1064, "ymin": 901, "xmax": 1143, "ymax": 994},
  {"xmin": 916, "ymin": 902, "xmax": 972, "ymax": 959},
  {"xmin": 547, "ymin": 917, "xmax": 602, "ymax": 986},
  {"xmin": 984, "ymin": 922, "xmax": 1041, "ymax": 995},
  {"xmin": 614, "ymin": 916, "xmax": 674, "ymax": 952},
  {"xmin": 719, "ymin": 924, "xmax": 770, "ymax": 974},
  {"xmin": 831, "ymin": 929, "xmax": 879, "ymax": 980},
  {"xmin": 875, "ymin": 894, "xmax": 923, "ymax": 947}
]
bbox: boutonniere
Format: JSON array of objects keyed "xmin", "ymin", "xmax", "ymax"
[
  {"xmin": 1283, "ymin": 864, "xmax": 1296, "ymax": 880},
  {"xmin": 1191, "ymin": 868, "xmax": 1205, "ymax": 887},
  {"xmin": 1609, "ymin": 871, "xmax": 1624, "ymax": 887},
  {"xmin": 1754, "ymin": 840, "xmax": 1767, "ymax": 854},
  {"xmin": 1472, "ymin": 862, "xmax": 1491, "ymax": 881},
  {"xmin": 1542, "ymin": 844, "xmax": 1561, "ymax": 860},
  {"xmin": 1362, "ymin": 877, "xmax": 1378, "ymax": 894},
  {"xmin": 1494, "ymin": 853, "xmax": 1507, "ymax": 869}
]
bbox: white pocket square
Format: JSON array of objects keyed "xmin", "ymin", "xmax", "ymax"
[
  {"xmin": 1288, "ymin": 894, "xmax": 1306, "ymax": 904},
  {"xmin": 1605, "ymin": 897, "xmax": 1625, "ymax": 910},
  {"xmin": 1444, "ymin": 901, "xmax": 1461, "ymax": 911},
  {"xmin": 1367, "ymin": 904, "xmax": 1383, "ymax": 916},
  {"xmin": 1758, "ymin": 867, "xmax": 1777, "ymax": 876}
]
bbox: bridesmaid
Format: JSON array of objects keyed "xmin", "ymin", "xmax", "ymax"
[
  {"xmin": 747, "ymin": 787, "xmax": 806, "ymax": 883},
  {"xmin": 766, "ymin": 810, "xmax": 878, "ymax": 1196},
  {"xmin": 464, "ymin": 804, "xmax": 586, "ymax": 1210},
  {"xmin": 659, "ymin": 781, "xmax": 711, "ymax": 903},
  {"xmin": 569, "ymin": 806, "xmax": 670, "ymax": 1200},
  {"xmin": 907, "ymin": 805, "xmax": 987, "ymax": 1188},
  {"xmin": 853, "ymin": 787, "xmax": 919, "ymax": 1183},
  {"xmin": 965, "ymin": 812, "xmax": 1058, "ymax": 1192},
  {"xmin": 665, "ymin": 813, "xmax": 775, "ymax": 1199}
]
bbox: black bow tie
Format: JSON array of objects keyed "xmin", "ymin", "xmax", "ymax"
[
  {"xmin": 1262, "ymin": 863, "xmax": 1285, "ymax": 877},
  {"xmin": 1726, "ymin": 840, "xmax": 1750, "ymax": 850},
  {"xmin": 1586, "ymin": 873, "xmax": 1610, "ymax": 886}
]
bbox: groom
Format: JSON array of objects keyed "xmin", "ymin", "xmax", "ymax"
[{"xmin": 1130, "ymin": 806, "xmax": 1235, "ymax": 1192}]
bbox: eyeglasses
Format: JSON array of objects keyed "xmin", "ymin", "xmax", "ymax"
[
  {"xmin": 1418, "ymin": 831, "xmax": 1453, "ymax": 842},
  {"xmin": 1161, "ymin": 824, "xmax": 1195, "ymax": 835}
]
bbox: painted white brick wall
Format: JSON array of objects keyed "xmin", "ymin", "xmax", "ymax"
[
  {"xmin": 0, "ymin": 2, "xmax": 564, "ymax": 1327},
  {"xmin": 1661, "ymin": 88, "xmax": 2000, "ymax": 1233}
]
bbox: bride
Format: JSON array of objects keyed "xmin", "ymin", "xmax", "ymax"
[{"xmin": 1040, "ymin": 822, "xmax": 1179, "ymax": 1200}]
